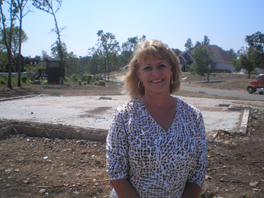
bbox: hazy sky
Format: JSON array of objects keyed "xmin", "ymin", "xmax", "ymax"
[{"xmin": 7, "ymin": 0, "xmax": 264, "ymax": 57}]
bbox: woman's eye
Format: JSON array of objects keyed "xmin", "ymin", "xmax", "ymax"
[
  {"xmin": 143, "ymin": 66, "xmax": 152, "ymax": 70},
  {"xmin": 158, "ymin": 64, "xmax": 166, "ymax": 68}
]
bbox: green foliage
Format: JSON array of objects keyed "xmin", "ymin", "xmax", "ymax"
[
  {"xmin": 21, "ymin": 75, "xmax": 28, "ymax": 83},
  {"xmin": 0, "ymin": 79, "xmax": 5, "ymax": 85},
  {"xmin": 70, "ymin": 74, "xmax": 78, "ymax": 83},
  {"xmin": 237, "ymin": 47, "xmax": 257, "ymax": 78},
  {"xmin": 24, "ymin": 62, "xmax": 44, "ymax": 72},
  {"xmin": 96, "ymin": 30, "xmax": 120, "ymax": 80},
  {"xmin": 189, "ymin": 46, "xmax": 214, "ymax": 82},
  {"xmin": 83, "ymin": 81, "xmax": 87, "ymax": 85},
  {"xmin": 202, "ymin": 35, "xmax": 210, "ymax": 45},
  {"xmin": 184, "ymin": 38, "xmax": 193, "ymax": 51},
  {"xmin": 93, "ymin": 81, "xmax": 98, "ymax": 85},
  {"xmin": 81, "ymin": 74, "xmax": 92, "ymax": 83},
  {"xmin": 245, "ymin": 31, "xmax": 264, "ymax": 69},
  {"xmin": 0, "ymin": 27, "xmax": 28, "ymax": 56}
]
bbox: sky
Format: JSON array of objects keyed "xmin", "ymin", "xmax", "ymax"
[{"xmin": 4, "ymin": 0, "xmax": 264, "ymax": 58}]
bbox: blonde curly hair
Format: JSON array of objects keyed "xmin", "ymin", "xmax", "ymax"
[{"xmin": 124, "ymin": 39, "xmax": 182, "ymax": 99}]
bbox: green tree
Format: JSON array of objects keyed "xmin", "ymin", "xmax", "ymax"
[
  {"xmin": 0, "ymin": 0, "xmax": 18, "ymax": 88},
  {"xmin": 184, "ymin": 38, "xmax": 193, "ymax": 51},
  {"xmin": 194, "ymin": 41, "xmax": 201, "ymax": 48},
  {"xmin": 50, "ymin": 41, "xmax": 67, "ymax": 58},
  {"xmin": 245, "ymin": 31, "xmax": 264, "ymax": 69},
  {"xmin": 66, "ymin": 52, "xmax": 80, "ymax": 75},
  {"xmin": 202, "ymin": 35, "xmax": 210, "ymax": 45},
  {"xmin": 236, "ymin": 47, "xmax": 257, "ymax": 78},
  {"xmin": 88, "ymin": 46, "xmax": 105, "ymax": 80},
  {"xmin": 0, "ymin": 27, "xmax": 28, "ymax": 57},
  {"xmin": 120, "ymin": 35, "xmax": 146, "ymax": 66},
  {"xmin": 189, "ymin": 46, "xmax": 214, "ymax": 82},
  {"xmin": 96, "ymin": 30, "xmax": 120, "ymax": 81},
  {"xmin": 228, "ymin": 49, "xmax": 239, "ymax": 71}
]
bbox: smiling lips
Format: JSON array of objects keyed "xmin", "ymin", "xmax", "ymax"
[{"xmin": 151, "ymin": 79, "xmax": 163, "ymax": 83}]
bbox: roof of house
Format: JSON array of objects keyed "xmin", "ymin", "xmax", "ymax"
[
  {"xmin": 45, "ymin": 58, "xmax": 66, "ymax": 62},
  {"xmin": 179, "ymin": 51, "xmax": 193, "ymax": 62},
  {"xmin": 190, "ymin": 45, "xmax": 232, "ymax": 63}
]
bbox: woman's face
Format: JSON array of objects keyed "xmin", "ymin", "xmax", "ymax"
[{"xmin": 137, "ymin": 56, "xmax": 173, "ymax": 96}]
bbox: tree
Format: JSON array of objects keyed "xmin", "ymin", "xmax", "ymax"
[
  {"xmin": 50, "ymin": 40, "xmax": 67, "ymax": 58},
  {"xmin": 96, "ymin": 30, "xmax": 120, "ymax": 81},
  {"xmin": 88, "ymin": 46, "xmax": 105, "ymax": 80},
  {"xmin": 121, "ymin": 35, "xmax": 146, "ymax": 66},
  {"xmin": 195, "ymin": 41, "xmax": 201, "ymax": 48},
  {"xmin": 32, "ymin": 0, "xmax": 66, "ymax": 80},
  {"xmin": 202, "ymin": 35, "xmax": 210, "ymax": 45},
  {"xmin": 0, "ymin": 0, "xmax": 18, "ymax": 88},
  {"xmin": 236, "ymin": 47, "xmax": 257, "ymax": 78},
  {"xmin": 184, "ymin": 38, "xmax": 193, "ymax": 51},
  {"xmin": 245, "ymin": 31, "xmax": 264, "ymax": 69},
  {"xmin": 0, "ymin": 27, "xmax": 28, "ymax": 57},
  {"xmin": 15, "ymin": 0, "xmax": 30, "ymax": 86},
  {"xmin": 189, "ymin": 46, "xmax": 214, "ymax": 82},
  {"xmin": 228, "ymin": 49, "xmax": 240, "ymax": 71}
]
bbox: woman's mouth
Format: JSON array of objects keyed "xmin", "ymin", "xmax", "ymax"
[{"xmin": 151, "ymin": 79, "xmax": 163, "ymax": 83}]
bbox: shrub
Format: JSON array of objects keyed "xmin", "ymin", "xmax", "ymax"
[
  {"xmin": 0, "ymin": 79, "xmax": 5, "ymax": 85},
  {"xmin": 81, "ymin": 74, "xmax": 93, "ymax": 84},
  {"xmin": 71, "ymin": 74, "xmax": 78, "ymax": 83},
  {"xmin": 21, "ymin": 76, "xmax": 28, "ymax": 83},
  {"xmin": 83, "ymin": 81, "xmax": 87, "ymax": 85},
  {"xmin": 93, "ymin": 82, "xmax": 98, "ymax": 85}
]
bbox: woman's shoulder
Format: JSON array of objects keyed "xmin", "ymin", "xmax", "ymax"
[
  {"xmin": 175, "ymin": 97, "xmax": 202, "ymax": 116},
  {"xmin": 115, "ymin": 97, "xmax": 142, "ymax": 114}
]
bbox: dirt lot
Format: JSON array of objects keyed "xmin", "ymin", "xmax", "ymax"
[{"xmin": 0, "ymin": 79, "xmax": 264, "ymax": 197}]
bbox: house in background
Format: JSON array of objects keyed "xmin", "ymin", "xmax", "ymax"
[
  {"xmin": 178, "ymin": 51, "xmax": 193, "ymax": 72},
  {"xmin": 179, "ymin": 45, "xmax": 235, "ymax": 72},
  {"xmin": 24, "ymin": 57, "xmax": 40, "ymax": 66}
]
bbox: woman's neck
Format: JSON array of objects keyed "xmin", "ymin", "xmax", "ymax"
[{"xmin": 141, "ymin": 92, "xmax": 174, "ymax": 109}]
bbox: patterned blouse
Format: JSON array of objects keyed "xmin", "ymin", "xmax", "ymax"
[{"xmin": 106, "ymin": 97, "xmax": 207, "ymax": 198}]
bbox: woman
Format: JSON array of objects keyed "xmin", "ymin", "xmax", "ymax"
[{"xmin": 106, "ymin": 39, "xmax": 207, "ymax": 198}]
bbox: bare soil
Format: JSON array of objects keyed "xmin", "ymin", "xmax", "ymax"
[{"xmin": 0, "ymin": 78, "xmax": 264, "ymax": 197}]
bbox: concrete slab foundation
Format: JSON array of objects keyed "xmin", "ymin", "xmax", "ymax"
[{"xmin": 0, "ymin": 95, "xmax": 244, "ymax": 141}]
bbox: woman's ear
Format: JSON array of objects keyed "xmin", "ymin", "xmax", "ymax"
[{"xmin": 137, "ymin": 70, "xmax": 142, "ymax": 81}]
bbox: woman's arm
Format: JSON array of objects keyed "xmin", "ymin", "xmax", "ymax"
[
  {"xmin": 182, "ymin": 182, "xmax": 201, "ymax": 198},
  {"xmin": 110, "ymin": 179, "xmax": 139, "ymax": 198}
]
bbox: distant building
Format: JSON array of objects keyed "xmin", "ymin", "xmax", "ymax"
[
  {"xmin": 24, "ymin": 57, "xmax": 40, "ymax": 66},
  {"xmin": 45, "ymin": 58, "xmax": 65, "ymax": 84},
  {"xmin": 178, "ymin": 51, "xmax": 193, "ymax": 72},
  {"xmin": 179, "ymin": 45, "xmax": 235, "ymax": 72}
]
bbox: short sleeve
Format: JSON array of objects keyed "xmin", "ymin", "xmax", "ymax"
[
  {"xmin": 106, "ymin": 108, "xmax": 129, "ymax": 180},
  {"xmin": 188, "ymin": 111, "xmax": 208, "ymax": 187}
]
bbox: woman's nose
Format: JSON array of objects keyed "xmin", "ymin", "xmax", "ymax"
[{"xmin": 152, "ymin": 67, "xmax": 160, "ymax": 75}]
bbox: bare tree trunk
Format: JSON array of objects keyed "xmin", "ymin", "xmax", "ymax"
[
  {"xmin": 207, "ymin": 73, "xmax": 210, "ymax": 82},
  {"xmin": 0, "ymin": 0, "xmax": 14, "ymax": 89},
  {"xmin": 17, "ymin": 1, "xmax": 23, "ymax": 87}
]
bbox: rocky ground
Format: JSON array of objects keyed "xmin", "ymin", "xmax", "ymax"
[{"xmin": 0, "ymin": 80, "xmax": 264, "ymax": 197}]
